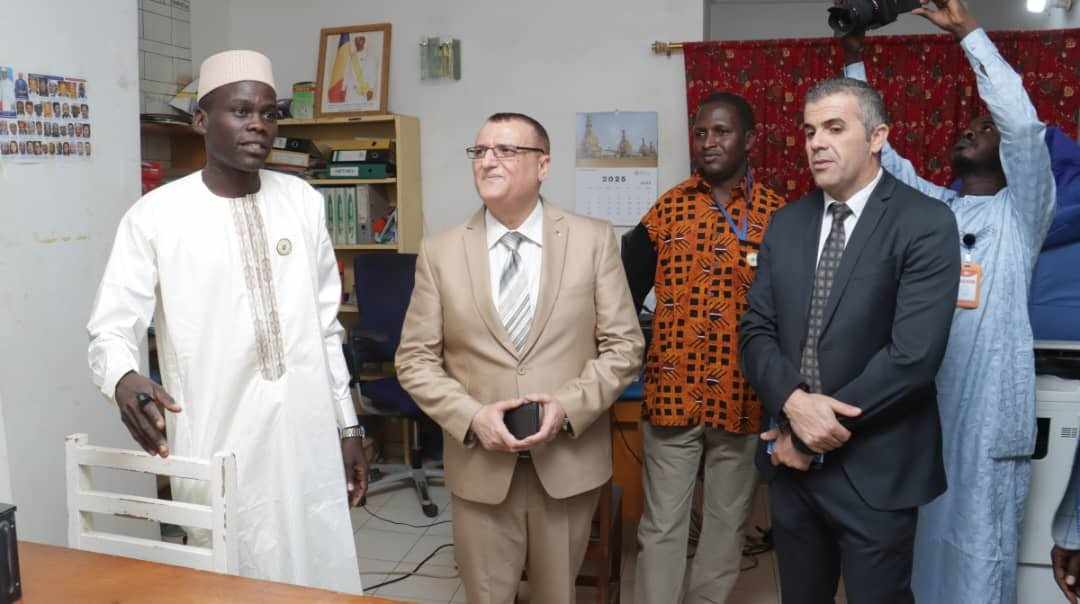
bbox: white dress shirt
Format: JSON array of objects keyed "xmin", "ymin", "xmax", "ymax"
[
  {"xmin": 486, "ymin": 200, "xmax": 544, "ymax": 311},
  {"xmin": 816, "ymin": 168, "xmax": 883, "ymax": 263}
]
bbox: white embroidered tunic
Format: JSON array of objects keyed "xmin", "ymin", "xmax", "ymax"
[{"xmin": 87, "ymin": 170, "xmax": 361, "ymax": 593}]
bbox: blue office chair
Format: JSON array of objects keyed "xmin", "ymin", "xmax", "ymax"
[{"xmin": 352, "ymin": 253, "xmax": 444, "ymax": 517}]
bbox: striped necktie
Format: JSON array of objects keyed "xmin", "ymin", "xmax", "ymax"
[{"xmin": 497, "ymin": 231, "xmax": 533, "ymax": 351}]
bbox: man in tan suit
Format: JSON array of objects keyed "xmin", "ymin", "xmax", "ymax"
[{"xmin": 396, "ymin": 112, "xmax": 644, "ymax": 604}]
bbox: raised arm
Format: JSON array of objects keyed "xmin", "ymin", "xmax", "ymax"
[
  {"xmin": 959, "ymin": 27, "xmax": 1054, "ymax": 253},
  {"xmin": 915, "ymin": 0, "xmax": 1054, "ymax": 250}
]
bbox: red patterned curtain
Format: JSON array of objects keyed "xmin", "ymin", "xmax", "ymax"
[{"xmin": 684, "ymin": 30, "xmax": 1080, "ymax": 199}]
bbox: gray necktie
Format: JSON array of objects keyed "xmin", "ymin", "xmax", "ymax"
[
  {"xmin": 800, "ymin": 202, "xmax": 854, "ymax": 393},
  {"xmin": 497, "ymin": 231, "xmax": 533, "ymax": 351}
]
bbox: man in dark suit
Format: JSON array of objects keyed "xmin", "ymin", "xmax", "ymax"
[{"xmin": 740, "ymin": 77, "xmax": 961, "ymax": 603}]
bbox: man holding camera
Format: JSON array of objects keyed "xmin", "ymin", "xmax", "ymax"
[
  {"xmin": 396, "ymin": 112, "xmax": 643, "ymax": 604},
  {"xmin": 840, "ymin": 1, "xmax": 1056, "ymax": 602}
]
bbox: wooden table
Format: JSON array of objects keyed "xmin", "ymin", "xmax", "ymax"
[
  {"xmin": 611, "ymin": 399, "xmax": 645, "ymax": 525},
  {"xmin": 18, "ymin": 542, "xmax": 405, "ymax": 603}
]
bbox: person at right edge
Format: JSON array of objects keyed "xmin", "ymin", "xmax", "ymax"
[
  {"xmin": 740, "ymin": 71, "xmax": 960, "ymax": 600},
  {"xmin": 841, "ymin": 1, "xmax": 1056, "ymax": 602}
]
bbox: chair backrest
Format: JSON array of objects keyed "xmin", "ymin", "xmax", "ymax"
[
  {"xmin": 353, "ymin": 253, "xmax": 417, "ymax": 360},
  {"xmin": 64, "ymin": 433, "xmax": 238, "ymax": 574}
]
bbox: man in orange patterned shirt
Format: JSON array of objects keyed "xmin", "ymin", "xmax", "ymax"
[{"xmin": 624, "ymin": 92, "xmax": 786, "ymax": 603}]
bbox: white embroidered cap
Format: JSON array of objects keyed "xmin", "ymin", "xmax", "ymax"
[{"xmin": 196, "ymin": 50, "xmax": 276, "ymax": 101}]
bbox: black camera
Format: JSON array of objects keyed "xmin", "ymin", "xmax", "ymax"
[{"xmin": 827, "ymin": 0, "xmax": 921, "ymax": 35}]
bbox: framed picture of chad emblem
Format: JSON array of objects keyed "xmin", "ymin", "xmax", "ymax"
[{"xmin": 315, "ymin": 23, "xmax": 391, "ymax": 118}]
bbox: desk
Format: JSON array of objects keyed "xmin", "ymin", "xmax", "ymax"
[
  {"xmin": 611, "ymin": 399, "xmax": 645, "ymax": 525},
  {"xmin": 18, "ymin": 542, "xmax": 404, "ymax": 603}
]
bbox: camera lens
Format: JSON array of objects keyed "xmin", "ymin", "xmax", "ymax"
[{"xmin": 827, "ymin": 8, "xmax": 859, "ymax": 35}]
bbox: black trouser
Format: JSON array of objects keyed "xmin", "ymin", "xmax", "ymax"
[{"xmin": 769, "ymin": 462, "xmax": 917, "ymax": 604}]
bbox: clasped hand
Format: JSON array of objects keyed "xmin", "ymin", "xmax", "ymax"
[
  {"xmin": 468, "ymin": 393, "xmax": 567, "ymax": 453},
  {"xmin": 783, "ymin": 389, "xmax": 862, "ymax": 454}
]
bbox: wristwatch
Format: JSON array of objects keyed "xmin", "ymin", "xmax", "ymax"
[{"xmin": 340, "ymin": 425, "xmax": 366, "ymax": 440}]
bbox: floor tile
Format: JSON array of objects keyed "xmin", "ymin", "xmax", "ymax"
[
  {"xmin": 402, "ymin": 534, "xmax": 458, "ymax": 566},
  {"xmin": 426, "ymin": 516, "xmax": 455, "ymax": 537},
  {"xmin": 361, "ymin": 489, "xmax": 398, "ymax": 512},
  {"xmin": 350, "ymin": 505, "xmax": 372, "ymax": 530},
  {"xmin": 354, "ymin": 527, "xmax": 423, "ymax": 562},
  {"xmin": 379, "ymin": 484, "xmax": 451, "ymax": 512},
  {"xmin": 734, "ymin": 552, "xmax": 777, "ymax": 594},
  {"xmin": 374, "ymin": 561, "xmax": 462, "ymax": 601},
  {"xmin": 356, "ymin": 557, "xmax": 400, "ymax": 594},
  {"xmin": 451, "ymin": 581, "xmax": 469, "ymax": 603}
]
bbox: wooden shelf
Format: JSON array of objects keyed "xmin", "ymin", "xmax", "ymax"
[
  {"xmin": 306, "ymin": 178, "xmax": 397, "ymax": 185},
  {"xmin": 140, "ymin": 121, "xmax": 201, "ymax": 137},
  {"xmin": 335, "ymin": 244, "xmax": 397, "ymax": 251},
  {"xmin": 278, "ymin": 114, "xmax": 422, "ymax": 342},
  {"xmin": 278, "ymin": 115, "xmax": 396, "ymax": 126}
]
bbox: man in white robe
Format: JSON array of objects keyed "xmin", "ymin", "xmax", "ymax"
[{"xmin": 86, "ymin": 50, "xmax": 366, "ymax": 593}]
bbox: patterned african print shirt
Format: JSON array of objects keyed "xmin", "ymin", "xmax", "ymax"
[{"xmin": 641, "ymin": 174, "xmax": 786, "ymax": 433}]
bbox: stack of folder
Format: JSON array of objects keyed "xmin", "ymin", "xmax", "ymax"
[
  {"xmin": 266, "ymin": 136, "xmax": 323, "ymax": 176},
  {"xmin": 323, "ymin": 138, "xmax": 396, "ymax": 179},
  {"xmin": 314, "ymin": 184, "xmax": 394, "ymax": 245}
]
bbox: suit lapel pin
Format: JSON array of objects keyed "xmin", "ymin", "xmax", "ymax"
[{"xmin": 276, "ymin": 238, "xmax": 292, "ymax": 256}]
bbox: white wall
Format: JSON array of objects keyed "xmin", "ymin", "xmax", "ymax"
[
  {"xmin": 707, "ymin": 0, "xmax": 1080, "ymax": 41},
  {"xmin": 191, "ymin": 0, "xmax": 703, "ymax": 235},
  {"xmin": 189, "ymin": 0, "xmax": 229, "ymax": 68},
  {"xmin": 0, "ymin": 394, "xmax": 11, "ymax": 504},
  {"xmin": 0, "ymin": 0, "xmax": 147, "ymax": 544}
]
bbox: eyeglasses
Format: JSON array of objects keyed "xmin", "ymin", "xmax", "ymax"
[{"xmin": 465, "ymin": 144, "xmax": 547, "ymax": 160}]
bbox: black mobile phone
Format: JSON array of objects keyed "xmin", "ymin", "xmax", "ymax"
[{"xmin": 504, "ymin": 401, "xmax": 541, "ymax": 440}]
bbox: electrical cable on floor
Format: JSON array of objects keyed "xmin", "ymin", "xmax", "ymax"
[
  {"xmin": 359, "ymin": 568, "xmax": 460, "ymax": 580},
  {"xmin": 364, "ymin": 543, "xmax": 455, "ymax": 591},
  {"xmin": 362, "ymin": 503, "xmax": 452, "ymax": 529}
]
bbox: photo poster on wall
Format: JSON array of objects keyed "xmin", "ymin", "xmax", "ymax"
[
  {"xmin": 574, "ymin": 111, "xmax": 659, "ymax": 226},
  {"xmin": 0, "ymin": 65, "xmax": 93, "ymax": 163}
]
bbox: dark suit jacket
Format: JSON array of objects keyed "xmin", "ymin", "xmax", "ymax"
[{"xmin": 739, "ymin": 170, "xmax": 960, "ymax": 511}]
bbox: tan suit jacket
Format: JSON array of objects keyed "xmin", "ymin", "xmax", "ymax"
[{"xmin": 396, "ymin": 201, "xmax": 644, "ymax": 505}]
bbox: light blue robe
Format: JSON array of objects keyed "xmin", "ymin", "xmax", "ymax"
[{"xmin": 847, "ymin": 28, "xmax": 1055, "ymax": 604}]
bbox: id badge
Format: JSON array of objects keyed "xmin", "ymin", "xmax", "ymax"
[
  {"xmin": 747, "ymin": 251, "xmax": 758, "ymax": 268},
  {"xmin": 957, "ymin": 261, "xmax": 982, "ymax": 309}
]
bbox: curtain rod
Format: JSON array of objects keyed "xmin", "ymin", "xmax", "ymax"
[{"xmin": 651, "ymin": 41, "xmax": 686, "ymax": 56}]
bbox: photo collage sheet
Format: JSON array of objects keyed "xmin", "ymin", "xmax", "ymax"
[{"xmin": 0, "ymin": 66, "xmax": 93, "ymax": 162}]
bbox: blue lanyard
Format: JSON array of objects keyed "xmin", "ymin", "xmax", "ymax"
[
  {"xmin": 717, "ymin": 205, "xmax": 748, "ymax": 242},
  {"xmin": 715, "ymin": 172, "xmax": 753, "ymax": 242}
]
